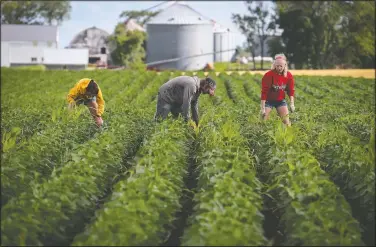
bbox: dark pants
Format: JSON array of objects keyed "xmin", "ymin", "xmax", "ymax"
[{"xmin": 154, "ymin": 93, "xmax": 182, "ymax": 121}]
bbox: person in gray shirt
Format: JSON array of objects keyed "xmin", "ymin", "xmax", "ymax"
[{"xmin": 154, "ymin": 76, "xmax": 216, "ymax": 126}]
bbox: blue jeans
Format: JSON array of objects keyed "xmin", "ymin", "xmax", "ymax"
[
  {"xmin": 75, "ymin": 96, "xmax": 96, "ymax": 106},
  {"xmin": 265, "ymin": 99, "xmax": 287, "ymax": 109}
]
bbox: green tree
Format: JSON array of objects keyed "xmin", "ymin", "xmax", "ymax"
[
  {"xmin": 1, "ymin": 1, "xmax": 71, "ymax": 25},
  {"xmin": 276, "ymin": 1, "xmax": 341, "ymax": 69},
  {"xmin": 232, "ymin": 1, "xmax": 276, "ymax": 70},
  {"xmin": 119, "ymin": 10, "xmax": 159, "ymax": 26},
  {"xmin": 232, "ymin": 14, "xmax": 257, "ymax": 70},
  {"xmin": 337, "ymin": 1, "xmax": 375, "ymax": 68},
  {"xmin": 267, "ymin": 36, "xmax": 284, "ymax": 58},
  {"xmin": 275, "ymin": 1, "xmax": 374, "ymax": 69},
  {"xmin": 108, "ymin": 23, "xmax": 147, "ymax": 68},
  {"xmin": 109, "ymin": 10, "xmax": 159, "ymax": 67}
]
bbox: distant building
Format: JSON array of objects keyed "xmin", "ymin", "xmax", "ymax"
[
  {"xmin": 1, "ymin": 24, "xmax": 88, "ymax": 70},
  {"xmin": 146, "ymin": 2, "xmax": 213, "ymax": 71},
  {"xmin": 67, "ymin": 26, "xmax": 111, "ymax": 65},
  {"xmin": 212, "ymin": 20, "xmax": 236, "ymax": 63},
  {"xmin": 123, "ymin": 18, "xmax": 146, "ymax": 32}
]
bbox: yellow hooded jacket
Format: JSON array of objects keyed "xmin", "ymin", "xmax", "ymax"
[{"xmin": 67, "ymin": 78, "xmax": 105, "ymax": 117}]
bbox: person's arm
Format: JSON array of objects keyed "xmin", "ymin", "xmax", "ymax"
[
  {"xmin": 260, "ymin": 100, "xmax": 266, "ymax": 115},
  {"xmin": 287, "ymin": 73, "xmax": 295, "ymax": 112},
  {"xmin": 96, "ymin": 87, "xmax": 105, "ymax": 117},
  {"xmin": 67, "ymin": 82, "xmax": 80, "ymax": 108},
  {"xmin": 182, "ymin": 85, "xmax": 195, "ymax": 122},
  {"xmin": 260, "ymin": 73, "xmax": 272, "ymax": 114},
  {"xmin": 191, "ymin": 98, "xmax": 199, "ymax": 126}
]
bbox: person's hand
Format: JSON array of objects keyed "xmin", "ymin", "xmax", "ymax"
[
  {"xmin": 68, "ymin": 102, "xmax": 75, "ymax": 110},
  {"xmin": 189, "ymin": 120, "xmax": 196, "ymax": 128},
  {"xmin": 260, "ymin": 107, "xmax": 266, "ymax": 118},
  {"xmin": 188, "ymin": 120, "xmax": 200, "ymax": 131},
  {"xmin": 290, "ymin": 103, "xmax": 295, "ymax": 113},
  {"xmin": 95, "ymin": 116, "xmax": 103, "ymax": 127}
]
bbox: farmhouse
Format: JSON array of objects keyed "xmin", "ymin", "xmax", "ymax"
[{"xmin": 1, "ymin": 24, "xmax": 89, "ymax": 70}]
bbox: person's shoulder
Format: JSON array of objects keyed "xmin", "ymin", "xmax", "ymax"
[
  {"xmin": 263, "ymin": 70, "xmax": 274, "ymax": 77},
  {"xmin": 172, "ymin": 75, "xmax": 193, "ymax": 82},
  {"xmin": 180, "ymin": 76, "xmax": 197, "ymax": 85},
  {"xmin": 79, "ymin": 78, "xmax": 91, "ymax": 82},
  {"xmin": 287, "ymin": 71, "xmax": 294, "ymax": 78},
  {"xmin": 77, "ymin": 78, "xmax": 91, "ymax": 86}
]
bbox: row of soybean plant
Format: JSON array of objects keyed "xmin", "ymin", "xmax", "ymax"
[
  {"xmin": 293, "ymin": 75, "xmax": 374, "ymax": 144},
  {"xmin": 1, "ymin": 70, "xmax": 152, "ymax": 207},
  {"xmin": 1, "ymin": 69, "xmax": 103, "ymax": 148},
  {"xmin": 316, "ymin": 76, "xmax": 374, "ymax": 144},
  {"xmin": 180, "ymin": 73, "xmax": 268, "ymax": 246},
  {"xmin": 1, "ymin": 71, "xmax": 170, "ymax": 246},
  {"xmin": 73, "ymin": 71, "xmax": 267, "ymax": 246},
  {"xmin": 290, "ymin": 76, "xmax": 375, "ymax": 246},
  {"xmin": 220, "ymin": 73, "xmax": 365, "ymax": 246}
]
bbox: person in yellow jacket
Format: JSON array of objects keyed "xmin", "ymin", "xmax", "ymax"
[{"xmin": 67, "ymin": 78, "xmax": 105, "ymax": 127}]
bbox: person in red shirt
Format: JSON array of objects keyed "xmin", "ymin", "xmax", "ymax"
[{"xmin": 260, "ymin": 54, "xmax": 295, "ymax": 126}]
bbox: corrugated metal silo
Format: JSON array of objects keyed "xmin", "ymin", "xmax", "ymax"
[
  {"xmin": 213, "ymin": 22, "xmax": 236, "ymax": 62},
  {"xmin": 146, "ymin": 3, "xmax": 213, "ymax": 71}
]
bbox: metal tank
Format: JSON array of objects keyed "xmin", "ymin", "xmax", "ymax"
[
  {"xmin": 146, "ymin": 3, "xmax": 213, "ymax": 71},
  {"xmin": 212, "ymin": 21, "xmax": 236, "ymax": 63},
  {"xmin": 214, "ymin": 31, "xmax": 236, "ymax": 62}
]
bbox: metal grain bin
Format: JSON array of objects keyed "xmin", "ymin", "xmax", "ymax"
[
  {"xmin": 146, "ymin": 3, "xmax": 213, "ymax": 71},
  {"xmin": 214, "ymin": 31, "xmax": 236, "ymax": 62},
  {"xmin": 212, "ymin": 20, "xmax": 236, "ymax": 63}
]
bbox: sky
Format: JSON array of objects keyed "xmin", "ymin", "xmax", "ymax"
[{"xmin": 58, "ymin": 1, "xmax": 274, "ymax": 49}]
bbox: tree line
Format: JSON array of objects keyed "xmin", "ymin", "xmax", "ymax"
[
  {"xmin": 2, "ymin": 1, "xmax": 374, "ymax": 69},
  {"xmin": 232, "ymin": 1, "xmax": 375, "ymax": 69}
]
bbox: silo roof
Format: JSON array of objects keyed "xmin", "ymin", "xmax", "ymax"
[
  {"xmin": 147, "ymin": 2, "xmax": 212, "ymax": 25},
  {"xmin": 211, "ymin": 20, "xmax": 231, "ymax": 33}
]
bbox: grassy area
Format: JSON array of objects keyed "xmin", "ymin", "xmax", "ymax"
[{"xmin": 11, "ymin": 65, "xmax": 47, "ymax": 71}]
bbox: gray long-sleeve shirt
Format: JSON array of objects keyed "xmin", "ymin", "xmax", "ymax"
[{"xmin": 159, "ymin": 76, "xmax": 201, "ymax": 124}]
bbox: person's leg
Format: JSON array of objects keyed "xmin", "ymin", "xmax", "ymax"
[
  {"xmin": 154, "ymin": 94, "xmax": 172, "ymax": 121},
  {"xmin": 276, "ymin": 100, "xmax": 291, "ymax": 126},
  {"xmin": 171, "ymin": 105, "xmax": 182, "ymax": 119},
  {"xmin": 263, "ymin": 101, "xmax": 274, "ymax": 120}
]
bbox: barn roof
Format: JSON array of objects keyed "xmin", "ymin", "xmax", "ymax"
[
  {"xmin": 68, "ymin": 26, "xmax": 110, "ymax": 55},
  {"xmin": 1, "ymin": 24, "xmax": 58, "ymax": 42}
]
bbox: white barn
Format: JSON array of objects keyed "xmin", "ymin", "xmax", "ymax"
[{"xmin": 1, "ymin": 24, "xmax": 88, "ymax": 70}]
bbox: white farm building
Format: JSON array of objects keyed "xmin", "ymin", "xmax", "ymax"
[{"xmin": 1, "ymin": 24, "xmax": 88, "ymax": 70}]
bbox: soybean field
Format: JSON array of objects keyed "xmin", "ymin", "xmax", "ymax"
[{"xmin": 1, "ymin": 68, "xmax": 375, "ymax": 246}]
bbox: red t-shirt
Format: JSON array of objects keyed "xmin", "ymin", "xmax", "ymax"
[{"xmin": 261, "ymin": 70, "xmax": 295, "ymax": 101}]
